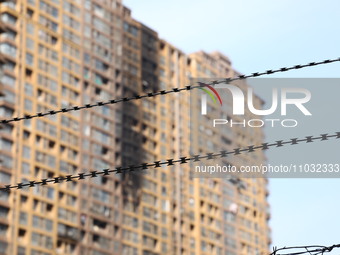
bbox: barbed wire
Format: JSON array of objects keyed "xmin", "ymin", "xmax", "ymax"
[
  {"xmin": 271, "ymin": 244, "xmax": 340, "ymax": 255},
  {"xmin": 3, "ymin": 7, "xmax": 340, "ymax": 255},
  {"xmin": 1, "ymin": 57, "xmax": 339, "ymax": 124},
  {"xmin": 1, "ymin": 132, "xmax": 338, "ymax": 191}
]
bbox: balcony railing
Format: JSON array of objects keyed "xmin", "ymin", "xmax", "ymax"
[
  {"xmin": 0, "ymin": 91, "xmax": 15, "ymax": 105},
  {"xmin": 0, "ymin": 32, "xmax": 15, "ymax": 41},
  {"xmin": 0, "ymin": 13, "xmax": 17, "ymax": 28},
  {"xmin": 0, "ymin": 43, "xmax": 16, "ymax": 58}
]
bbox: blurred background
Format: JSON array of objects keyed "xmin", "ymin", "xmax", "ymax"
[{"xmin": 0, "ymin": 0, "xmax": 339, "ymax": 254}]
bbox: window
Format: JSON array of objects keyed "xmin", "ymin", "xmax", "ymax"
[
  {"xmin": 122, "ymin": 229, "xmax": 138, "ymax": 243},
  {"xmin": 122, "ymin": 245, "xmax": 138, "ymax": 255},
  {"xmin": 63, "ymin": 1, "xmax": 80, "ymax": 16},
  {"xmin": 1, "ymin": 124, "xmax": 12, "ymax": 135},
  {"xmin": 123, "ymin": 22, "xmax": 138, "ymax": 37},
  {"xmin": 22, "ymin": 146, "xmax": 30, "ymax": 159},
  {"xmin": 161, "ymin": 186, "xmax": 167, "ymax": 196},
  {"xmin": 91, "ymin": 115, "xmax": 110, "ymax": 130},
  {"xmin": 84, "ymin": 11, "xmax": 91, "ymax": 22},
  {"xmin": 37, "ymin": 90, "xmax": 57, "ymax": 105},
  {"xmin": 39, "ymin": 15, "xmax": 58, "ymax": 32},
  {"xmin": 1, "ymin": 75, "xmax": 15, "ymax": 87},
  {"xmin": 58, "ymin": 207, "xmax": 76, "ymax": 222},
  {"xmin": 1, "ymin": 13, "xmax": 16, "ymax": 26},
  {"xmin": 94, "ymin": 59, "xmax": 109, "ymax": 72},
  {"xmin": 26, "ymin": 37, "xmax": 34, "ymax": 49},
  {"xmin": 92, "ymin": 30, "xmax": 111, "ymax": 48},
  {"xmin": 92, "ymin": 129, "xmax": 111, "ymax": 145},
  {"xmin": 101, "ymin": 106, "xmax": 110, "ymax": 116},
  {"xmin": 159, "ymin": 69, "xmax": 165, "ymax": 77},
  {"xmin": 0, "ymin": 106, "xmax": 13, "ymax": 119},
  {"xmin": 21, "ymin": 162, "xmax": 30, "ymax": 175},
  {"xmin": 31, "ymin": 232, "xmax": 53, "ymax": 249},
  {"xmin": 84, "ymin": 26, "xmax": 91, "ymax": 37},
  {"xmin": 224, "ymin": 211, "xmax": 236, "ymax": 222},
  {"xmin": 26, "ymin": 53, "xmax": 34, "ymax": 66},
  {"xmin": 38, "ymin": 59, "xmax": 57, "ymax": 76},
  {"xmin": 60, "ymin": 160, "xmax": 77, "ymax": 174},
  {"xmin": 142, "ymin": 221, "xmax": 158, "ymax": 235},
  {"xmin": 93, "ymin": 4, "xmax": 110, "ymax": 21},
  {"xmin": 19, "ymin": 212, "xmax": 27, "ymax": 225},
  {"xmin": 93, "ymin": 73, "xmax": 107, "ymax": 85},
  {"xmin": 159, "ymin": 56, "xmax": 165, "ymax": 65},
  {"xmin": 123, "ymin": 215, "xmax": 138, "ymax": 228},
  {"xmin": 0, "ymin": 172, "xmax": 11, "ymax": 183},
  {"xmin": 91, "ymin": 188, "xmax": 110, "ymax": 204},
  {"xmin": 37, "ymin": 74, "xmax": 57, "ymax": 91},
  {"xmin": 62, "ymin": 71, "xmax": 79, "ymax": 87},
  {"xmin": 92, "ymin": 158, "xmax": 109, "ymax": 170},
  {"xmin": 25, "ymin": 83, "xmax": 33, "ymax": 96},
  {"xmin": 26, "ymin": 23, "xmax": 34, "ymax": 34},
  {"xmin": 63, "ymin": 14, "xmax": 80, "ymax": 30},
  {"xmin": 33, "ymin": 215, "xmax": 53, "ymax": 231},
  {"xmin": 93, "ymin": 17, "xmax": 109, "ymax": 33},
  {"xmin": 63, "ymin": 29, "xmax": 80, "ymax": 44},
  {"xmin": 84, "ymin": 0, "xmax": 91, "ymax": 9},
  {"xmin": 0, "ymin": 43, "xmax": 16, "ymax": 57},
  {"xmin": 66, "ymin": 194, "xmax": 77, "ymax": 206},
  {"xmin": 35, "ymin": 151, "xmax": 56, "ymax": 168},
  {"xmin": 0, "ymin": 139, "xmax": 12, "ymax": 152},
  {"xmin": 3, "ymin": 61, "xmax": 15, "ymax": 72},
  {"xmin": 62, "ymin": 57, "xmax": 80, "ymax": 73},
  {"xmin": 201, "ymin": 241, "xmax": 207, "ymax": 252},
  {"xmin": 0, "ymin": 224, "xmax": 8, "ymax": 236},
  {"xmin": 38, "ymin": 44, "xmax": 58, "ymax": 62},
  {"xmin": 47, "ymin": 187, "xmax": 54, "ymax": 199},
  {"xmin": 0, "ymin": 155, "xmax": 12, "ymax": 169},
  {"xmin": 17, "ymin": 246, "xmax": 26, "ymax": 255},
  {"xmin": 39, "ymin": 0, "xmax": 59, "ymax": 18},
  {"xmin": 62, "ymin": 42, "xmax": 80, "ymax": 58},
  {"xmin": 38, "ymin": 29, "xmax": 57, "ymax": 45}
]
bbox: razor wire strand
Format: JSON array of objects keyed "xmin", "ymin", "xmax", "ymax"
[
  {"xmin": 0, "ymin": 57, "xmax": 340, "ymax": 124},
  {"xmin": 1, "ymin": 131, "xmax": 339, "ymax": 191},
  {"xmin": 271, "ymin": 243, "xmax": 340, "ymax": 255}
]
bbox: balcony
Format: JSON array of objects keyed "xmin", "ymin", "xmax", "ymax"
[
  {"xmin": 0, "ymin": 13, "xmax": 17, "ymax": 31},
  {"xmin": 58, "ymin": 223, "xmax": 80, "ymax": 241},
  {"xmin": 0, "ymin": 2, "xmax": 17, "ymax": 21},
  {"xmin": 0, "ymin": 146, "xmax": 12, "ymax": 168},
  {"xmin": 0, "ymin": 43, "xmax": 16, "ymax": 61},
  {"xmin": 0, "ymin": 90, "xmax": 14, "ymax": 105},
  {"xmin": 0, "ymin": 31, "xmax": 15, "ymax": 42}
]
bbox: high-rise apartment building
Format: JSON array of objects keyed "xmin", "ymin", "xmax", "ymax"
[
  {"xmin": 78, "ymin": 1, "xmax": 123, "ymax": 255},
  {"xmin": 0, "ymin": 1, "xmax": 270, "ymax": 255},
  {"xmin": 0, "ymin": 0, "xmax": 125, "ymax": 254},
  {"xmin": 187, "ymin": 51, "xmax": 271, "ymax": 255}
]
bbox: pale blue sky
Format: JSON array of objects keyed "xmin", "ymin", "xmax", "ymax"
[{"xmin": 125, "ymin": 0, "xmax": 340, "ymax": 249}]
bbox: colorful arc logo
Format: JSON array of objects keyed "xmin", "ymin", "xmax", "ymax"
[{"xmin": 199, "ymin": 84, "xmax": 223, "ymax": 106}]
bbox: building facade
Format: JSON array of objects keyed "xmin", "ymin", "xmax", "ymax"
[
  {"xmin": 0, "ymin": 0, "xmax": 270, "ymax": 255},
  {"xmin": 187, "ymin": 51, "xmax": 271, "ymax": 255}
]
